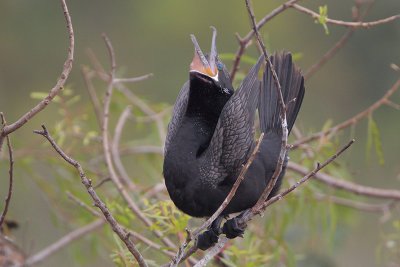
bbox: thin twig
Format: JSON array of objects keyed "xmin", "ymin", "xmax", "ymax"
[
  {"xmin": 193, "ymin": 237, "xmax": 228, "ymax": 267},
  {"xmin": 292, "ymin": 78, "xmax": 400, "ymax": 148},
  {"xmin": 34, "ymin": 125, "xmax": 148, "ymax": 267},
  {"xmin": 112, "ymin": 106, "xmax": 136, "ymax": 190},
  {"xmin": 66, "ymin": 191, "xmax": 101, "ymax": 217},
  {"xmin": 81, "ymin": 66, "xmax": 103, "ymax": 127},
  {"xmin": 304, "ymin": 1, "xmax": 375, "ymax": 80},
  {"xmin": 200, "ymin": 139, "xmax": 355, "ymax": 261},
  {"xmin": 169, "ymin": 134, "xmax": 264, "ymax": 266},
  {"xmin": 24, "ymin": 219, "xmax": 105, "ymax": 266},
  {"xmin": 0, "ymin": 113, "xmax": 14, "ymax": 228},
  {"xmin": 244, "ymin": 0, "xmax": 288, "ymax": 211},
  {"xmin": 287, "ymin": 161, "xmax": 400, "ymax": 200},
  {"xmin": 100, "ymin": 34, "xmax": 176, "ymax": 249},
  {"xmin": 260, "ymin": 140, "xmax": 356, "ymax": 211},
  {"xmin": 230, "ymin": 0, "xmax": 301, "ymax": 80},
  {"xmin": 114, "ymin": 73, "xmax": 154, "ymax": 84},
  {"xmin": 193, "ymin": 133, "xmax": 264, "ymax": 237},
  {"xmin": 290, "ymin": 3, "xmax": 399, "ymax": 28},
  {"xmin": 67, "ymin": 190, "xmax": 197, "ymax": 264},
  {"xmin": 313, "ymin": 192, "xmax": 397, "ymax": 216},
  {"xmin": 0, "ymin": 0, "xmax": 74, "ymax": 151}
]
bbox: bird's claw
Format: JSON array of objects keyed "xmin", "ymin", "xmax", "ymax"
[
  {"xmin": 222, "ymin": 216, "xmax": 246, "ymax": 239},
  {"xmin": 196, "ymin": 228, "xmax": 220, "ymax": 250}
]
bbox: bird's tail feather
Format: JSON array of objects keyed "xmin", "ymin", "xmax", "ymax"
[{"xmin": 259, "ymin": 52, "xmax": 305, "ymax": 134}]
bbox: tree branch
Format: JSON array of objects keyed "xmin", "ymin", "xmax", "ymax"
[
  {"xmin": 292, "ymin": 78, "xmax": 400, "ymax": 148},
  {"xmin": 99, "ymin": 34, "xmax": 176, "ymax": 249},
  {"xmin": 24, "ymin": 219, "xmax": 105, "ymax": 266},
  {"xmin": 0, "ymin": 113, "xmax": 14, "ymax": 228},
  {"xmin": 290, "ymin": 3, "xmax": 399, "ymax": 28},
  {"xmin": 112, "ymin": 106, "xmax": 136, "ymax": 190},
  {"xmin": 230, "ymin": 0, "xmax": 301, "ymax": 80},
  {"xmin": 169, "ymin": 134, "xmax": 264, "ymax": 266},
  {"xmin": 0, "ymin": 0, "xmax": 74, "ymax": 151},
  {"xmin": 193, "ymin": 140, "xmax": 355, "ymax": 264},
  {"xmin": 34, "ymin": 125, "xmax": 148, "ymax": 267},
  {"xmin": 304, "ymin": 1, "xmax": 374, "ymax": 80},
  {"xmin": 244, "ymin": 0, "xmax": 288, "ymax": 212},
  {"xmin": 287, "ymin": 161, "xmax": 400, "ymax": 200}
]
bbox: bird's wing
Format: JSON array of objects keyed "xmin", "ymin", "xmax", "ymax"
[
  {"xmin": 164, "ymin": 81, "xmax": 189, "ymax": 155},
  {"xmin": 199, "ymin": 56, "xmax": 264, "ymax": 185}
]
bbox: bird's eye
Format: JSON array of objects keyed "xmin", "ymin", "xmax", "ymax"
[{"xmin": 217, "ymin": 62, "xmax": 224, "ymax": 71}]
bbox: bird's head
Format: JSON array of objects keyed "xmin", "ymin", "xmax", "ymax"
[{"xmin": 189, "ymin": 27, "xmax": 233, "ymax": 94}]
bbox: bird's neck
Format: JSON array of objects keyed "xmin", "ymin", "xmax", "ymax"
[{"xmin": 185, "ymin": 80, "xmax": 231, "ymax": 126}]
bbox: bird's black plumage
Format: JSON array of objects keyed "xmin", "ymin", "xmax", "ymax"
[{"xmin": 163, "ymin": 29, "xmax": 305, "ymax": 244}]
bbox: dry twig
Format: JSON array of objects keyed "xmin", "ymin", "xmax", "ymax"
[
  {"xmin": 195, "ymin": 139, "xmax": 355, "ymax": 264},
  {"xmin": 290, "ymin": 3, "xmax": 399, "ymax": 28},
  {"xmin": 292, "ymin": 78, "xmax": 400, "ymax": 148},
  {"xmin": 0, "ymin": 113, "xmax": 14, "ymax": 228},
  {"xmin": 230, "ymin": 0, "xmax": 301, "ymax": 80},
  {"xmin": 169, "ymin": 134, "xmax": 264, "ymax": 266},
  {"xmin": 244, "ymin": 0, "xmax": 288, "ymax": 212},
  {"xmin": 99, "ymin": 34, "xmax": 176, "ymax": 249},
  {"xmin": 0, "ymin": 0, "xmax": 74, "ymax": 151},
  {"xmin": 24, "ymin": 219, "xmax": 105, "ymax": 266},
  {"xmin": 34, "ymin": 125, "xmax": 148, "ymax": 267},
  {"xmin": 287, "ymin": 161, "xmax": 400, "ymax": 200},
  {"xmin": 304, "ymin": 1, "xmax": 375, "ymax": 80},
  {"xmin": 112, "ymin": 106, "xmax": 136, "ymax": 190}
]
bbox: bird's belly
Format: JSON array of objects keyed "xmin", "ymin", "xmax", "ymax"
[{"xmin": 165, "ymin": 175, "xmax": 225, "ymax": 217}]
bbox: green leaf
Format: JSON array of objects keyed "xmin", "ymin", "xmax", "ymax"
[
  {"xmin": 30, "ymin": 91, "xmax": 61, "ymax": 103},
  {"xmin": 317, "ymin": 5, "xmax": 330, "ymax": 35},
  {"xmin": 367, "ymin": 115, "xmax": 385, "ymax": 165}
]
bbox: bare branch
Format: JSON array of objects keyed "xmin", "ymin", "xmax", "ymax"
[
  {"xmin": 287, "ymin": 161, "xmax": 400, "ymax": 200},
  {"xmin": 0, "ymin": 0, "xmax": 74, "ymax": 151},
  {"xmin": 81, "ymin": 66, "xmax": 103, "ymax": 127},
  {"xmin": 304, "ymin": 1, "xmax": 374, "ymax": 80},
  {"xmin": 202, "ymin": 139, "xmax": 355, "ymax": 261},
  {"xmin": 193, "ymin": 237, "xmax": 228, "ymax": 267},
  {"xmin": 290, "ymin": 4, "xmax": 399, "ymax": 28},
  {"xmin": 112, "ymin": 106, "xmax": 136, "ymax": 190},
  {"xmin": 292, "ymin": 78, "xmax": 400, "ymax": 148},
  {"xmin": 66, "ymin": 190, "xmax": 197, "ymax": 264},
  {"xmin": 230, "ymin": 0, "xmax": 301, "ymax": 80},
  {"xmin": 244, "ymin": 0, "xmax": 288, "ymax": 211},
  {"xmin": 99, "ymin": 34, "xmax": 176, "ymax": 249},
  {"xmin": 259, "ymin": 140, "xmax": 356, "ymax": 211},
  {"xmin": 169, "ymin": 134, "xmax": 264, "ymax": 266},
  {"xmin": 0, "ymin": 113, "xmax": 14, "ymax": 228},
  {"xmin": 193, "ymin": 133, "xmax": 264, "ymax": 237},
  {"xmin": 24, "ymin": 219, "xmax": 105, "ymax": 266},
  {"xmin": 313, "ymin": 192, "xmax": 397, "ymax": 217},
  {"xmin": 114, "ymin": 73, "xmax": 153, "ymax": 84},
  {"xmin": 66, "ymin": 191, "xmax": 101, "ymax": 217},
  {"xmin": 33, "ymin": 125, "xmax": 148, "ymax": 267}
]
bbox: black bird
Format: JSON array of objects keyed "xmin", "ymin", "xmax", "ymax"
[{"xmin": 163, "ymin": 28, "xmax": 305, "ymax": 249}]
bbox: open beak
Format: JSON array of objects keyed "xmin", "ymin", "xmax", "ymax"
[{"xmin": 190, "ymin": 27, "xmax": 218, "ymax": 81}]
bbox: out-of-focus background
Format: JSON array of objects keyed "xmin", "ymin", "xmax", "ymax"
[{"xmin": 0, "ymin": 0, "xmax": 399, "ymax": 266}]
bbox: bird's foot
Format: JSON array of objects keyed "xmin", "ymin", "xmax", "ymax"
[
  {"xmin": 196, "ymin": 227, "xmax": 220, "ymax": 251},
  {"xmin": 222, "ymin": 216, "xmax": 247, "ymax": 239}
]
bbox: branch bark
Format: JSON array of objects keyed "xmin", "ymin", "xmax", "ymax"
[
  {"xmin": 288, "ymin": 161, "xmax": 400, "ymax": 200},
  {"xmin": 99, "ymin": 34, "xmax": 176, "ymax": 249},
  {"xmin": 291, "ymin": 3, "xmax": 399, "ymax": 28},
  {"xmin": 0, "ymin": 113, "xmax": 14, "ymax": 228},
  {"xmin": 0, "ymin": 0, "xmax": 74, "ymax": 151},
  {"xmin": 24, "ymin": 219, "xmax": 105, "ymax": 266},
  {"xmin": 34, "ymin": 125, "xmax": 148, "ymax": 267},
  {"xmin": 292, "ymin": 78, "xmax": 400, "ymax": 148}
]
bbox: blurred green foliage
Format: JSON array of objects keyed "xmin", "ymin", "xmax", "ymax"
[{"xmin": 0, "ymin": 1, "xmax": 399, "ymax": 266}]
